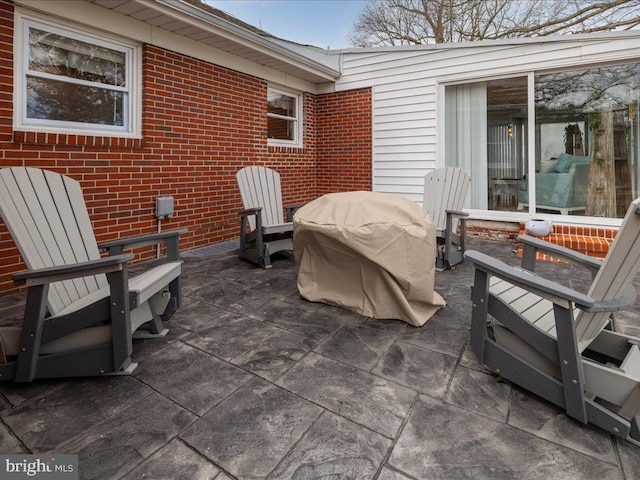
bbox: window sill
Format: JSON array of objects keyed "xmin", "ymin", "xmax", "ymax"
[
  {"xmin": 268, "ymin": 144, "xmax": 305, "ymax": 154},
  {"xmin": 13, "ymin": 131, "xmax": 144, "ymax": 149}
]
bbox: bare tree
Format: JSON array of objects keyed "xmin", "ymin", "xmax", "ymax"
[{"xmin": 350, "ymin": 0, "xmax": 640, "ymax": 46}]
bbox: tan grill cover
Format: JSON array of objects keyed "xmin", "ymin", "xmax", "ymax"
[{"xmin": 293, "ymin": 191, "xmax": 445, "ymax": 326}]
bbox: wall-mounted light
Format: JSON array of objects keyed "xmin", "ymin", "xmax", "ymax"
[{"xmin": 507, "ymin": 123, "xmax": 513, "ymax": 137}]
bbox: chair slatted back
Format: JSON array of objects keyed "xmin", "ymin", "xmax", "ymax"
[
  {"xmin": 236, "ymin": 166, "xmax": 285, "ymax": 231},
  {"xmin": 423, "ymin": 167, "xmax": 470, "ymax": 233},
  {"xmin": 576, "ymin": 197, "xmax": 640, "ymax": 347},
  {"xmin": 0, "ymin": 167, "xmax": 107, "ymax": 315}
]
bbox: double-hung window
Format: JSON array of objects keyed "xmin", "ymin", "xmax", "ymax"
[
  {"xmin": 15, "ymin": 14, "xmax": 140, "ymax": 137},
  {"xmin": 267, "ymin": 87, "xmax": 302, "ymax": 147}
]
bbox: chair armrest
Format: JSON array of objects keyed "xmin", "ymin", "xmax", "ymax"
[
  {"xmin": 468, "ymin": 250, "xmax": 636, "ymax": 317},
  {"xmin": 285, "ymin": 203, "xmax": 306, "ymax": 210},
  {"xmin": 586, "ymin": 286, "xmax": 637, "ymax": 313},
  {"xmin": 468, "ymin": 249, "xmax": 636, "ymax": 313},
  {"xmin": 239, "ymin": 207, "xmax": 262, "ymax": 216},
  {"xmin": 12, "ymin": 254, "xmax": 133, "ymax": 287},
  {"xmin": 239, "ymin": 207, "xmax": 263, "ymax": 225},
  {"xmin": 519, "ymin": 235, "xmax": 602, "ymax": 276},
  {"xmin": 99, "ymin": 229, "xmax": 187, "ymax": 260},
  {"xmin": 445, "ymin": 209, "xmax": 469, "ymax": 219},
  {"xmin": 466, "ymin": 249, "xmax": 595, "ymax": 310},
  {"xmin": 99, "ymin": 229, "xmax": 186, "ymax": 251},
  {"xmin": 285, "ymin": 203, "xmax": 306, "ymax": 222}
]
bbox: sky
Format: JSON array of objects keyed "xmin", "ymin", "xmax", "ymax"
[{"xmin": 206, "ymin": 0, "xmax": 368, "ymax": 50}]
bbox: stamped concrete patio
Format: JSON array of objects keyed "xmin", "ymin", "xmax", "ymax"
[{"xmin": 0, "ymin": 237, "xmax": 639, "ymax": 479}]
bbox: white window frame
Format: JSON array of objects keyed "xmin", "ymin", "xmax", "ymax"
[
  {"xmin": 13, "ymin": 10, "xmax": 142, "ymax": 138},
  {"xmin": 267, "ymin": 86, "xmax": 303, "ymax": 148}
]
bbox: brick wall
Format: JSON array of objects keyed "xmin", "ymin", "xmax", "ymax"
[
  {"xmin": 0, "ymin": 1, "xmax": 18, "ymax": 295},
  {"xmin": 0, "ymin": 0, "xmax": 373, "ymax": 294},
  {"xmin": 316, "ymin": 88, "xmax": 372, "ymax": 194}
]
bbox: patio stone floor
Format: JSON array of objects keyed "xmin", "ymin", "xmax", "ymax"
[{"xmin": 1, "ymin": 237, "xmax": 640, "ymax": 479}]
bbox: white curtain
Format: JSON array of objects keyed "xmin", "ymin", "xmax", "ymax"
[
  {"xmin": 445, "ymin": 83, "xmax": 488, "ymax": 209},
  {"xmin": 631, "ymin": 102, "xmax": 639, "ymax": 200}
]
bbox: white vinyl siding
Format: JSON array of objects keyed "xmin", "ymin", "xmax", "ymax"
[
  {"xmin": 334, "ymin": 34, "xmax": 640, "ymax": 213},
  {"xmin": 373, "ymin": 84, "xmax": 436, "ymax": 198}
]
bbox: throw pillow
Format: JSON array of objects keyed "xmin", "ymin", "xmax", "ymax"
[
  {"xmin": 554, "ymin": 153, "xmax": 590, "ymax": 173},
  {"xmin": 540, "ymin": 159, "xmax": 557, "ymax": 173},
  {"xmin": 554, "ymin": 153, "xmax": 572, "ymax": 173}
]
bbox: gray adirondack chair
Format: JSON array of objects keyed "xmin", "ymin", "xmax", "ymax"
[
  {"xmin": 423, "ymin": 167, "xmax": 470, "ymax": 270},
  {"xmin": 236, "ymin": 166, "xmax": 301, "ymax": 268},
  {"xmin": 0, "ymin": 167, "xmax": 185, "ymax": 382},
  {"xmin": 466, "ymin": 197, "xmax": 640, "ymax": 446}
]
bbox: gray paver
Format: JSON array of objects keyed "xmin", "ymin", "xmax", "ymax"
[
  {"xmin": 372, "ymin": 342, "xmax": 458, "ymax": 399},
  {"xmin": 133, "ymin": 342, "xmax": 252, "ymax": 416},
  {"xmin": 389, "ymin": 395, "xmax": 622, "ymax": 480},
  {"xmin": 59, "ymin": 393, "xmax": 197, "ymax": 479},
  {"xmin": 181, "ymin": 377, "xmax": 323, "ymax": 479},
  {"xmin": 231, "ymin": 329, "xmax": 316, "ymax": 381},
  {"xmin": 2, "ymin": 377, "xmax": 151, "ymax": 452},
  {"xmin": 269, "ymin": 412, "xmax": 392, "ymax": 479},
  {"xmin": 507, "ymin": 388, "xmax": 617, "ymax": 463},
  {"xmin": 0, "ymin": 237, "xmax": 638, "ymax": 479},
  {"xmin": 120, "ymin": 439, "xmax": 221, "ymax": 480},
  {"xmin": 315, "ymin": 322, "xmax": 404, "ymax": 371},
  {"xmin": 277, "ymin": 353, "xmax": 417, "ymax": 438},
  {"xmin": 444, "ymin": 365, "xmax": 512, "ymax": 423},
  {"xmin": 399, "ymin": 316, "xmax": 469, "ymax": 357}
]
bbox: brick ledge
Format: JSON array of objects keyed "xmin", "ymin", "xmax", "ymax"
[{"xmin": 517, "ymin": 223, "xmax": 616, "ymax": 262}]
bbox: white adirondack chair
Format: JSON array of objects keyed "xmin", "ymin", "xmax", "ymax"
[
  {"xmin": 466, "ymin": 197, "xmax": 640, "ymax": 446},
  {"xmin": 423, "ymin": 167, "xmax": 471, "ymax": 270},
  {"xmin": 0, "ymin": 167, "xmax": 185, "ymax": 382},
  {"xmin": 236, "ymin": 166, "xmax": 301, "ymax": 268}
]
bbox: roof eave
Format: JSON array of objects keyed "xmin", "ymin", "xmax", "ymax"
[
  {"xmin": 330, "ymin": 29, "xmax": 640, "ymax": 55},
  {"xmin": 146, "ymin": 0, "xmax": 340, "ymax": 81}
]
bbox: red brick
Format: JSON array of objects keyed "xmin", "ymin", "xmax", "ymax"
[{"xmin": 0, "ymin": 4, "xmax": 374, "ymax": 294}]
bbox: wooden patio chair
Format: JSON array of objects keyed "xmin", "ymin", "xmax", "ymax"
[
  {"xmin": 236, "ymin": 166, "xmax": 301, "ymax": 268},
  {"xmin": 466, "ymin": 197, "xmax": 640, "ymax": 446},
  {"xmin": 0, "ymin": 167, "xmax": 185, "ymax": 382},
  {"xmin": 423, "ymin": 167, "xmax": 470, "ymax": 270}
]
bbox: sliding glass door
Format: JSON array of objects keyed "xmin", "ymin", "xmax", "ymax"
[
  {"xmin": 444, "ymin": 81, "xmax": 488, "ymax": 208},
  {"xmin": 535, "ymin": 63, "xmax": 640, "ymax": 218},
  {"xmin": 445, "ymin": 77, "xmax": 528, "ymax": 212},
  {"xmin": 444, "ymin": 61, "xmax": 640, "ymax": 220}
]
